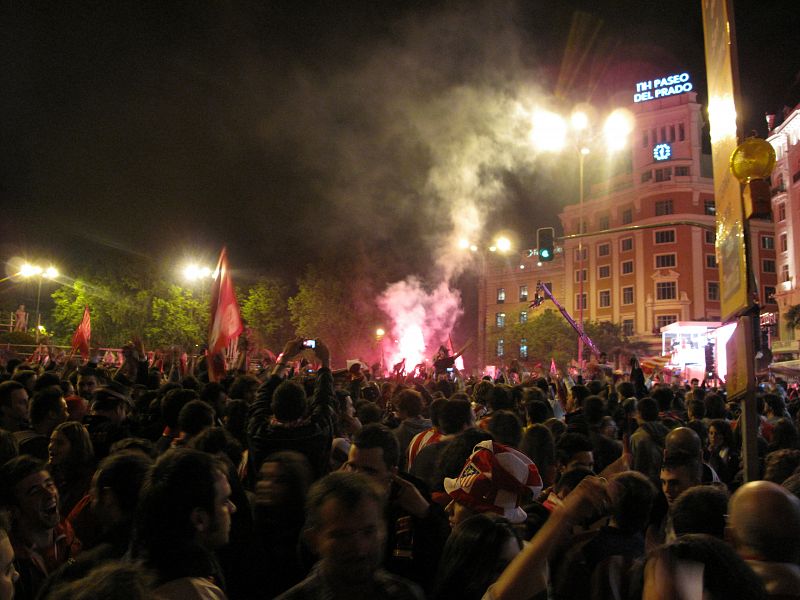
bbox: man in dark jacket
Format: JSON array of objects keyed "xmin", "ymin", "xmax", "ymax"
[{"xmin": 248, "ymin": 339, "xmax": 336, "ymax": 479}]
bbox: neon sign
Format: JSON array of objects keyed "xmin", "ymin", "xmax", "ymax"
[
  {"xmin": 653, "ymin": 143, "xmax": 672, "ymax": 161},
  {"xmin": 634, "ymin": 73, "xmax": 693, "ymax": 103}
]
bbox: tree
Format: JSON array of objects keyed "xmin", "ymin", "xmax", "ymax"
[
  {"xmin": 51, "ymin": 272, "xmax": 210, "ymax": 350},
  {"xmin": 288, "ymin": 265, "xmax": 382, "ymax": 362},
  {"xmin": 240, "ymin": 278, "xmax": 292, "ymax": 352},
  {"xmin": 51, "ymin": 278, "xmax": 150, "ymax": 347},
  {"xmin": 145, "ymin": 284, "xmax": 209, "ymax": 349},
  {"xmin": 489, "ymin": 308, "xmax": 576, "ymax": 368},
  {"xmin": 785, "ymin": 304, "xmax": 800, "ymax": 331}
]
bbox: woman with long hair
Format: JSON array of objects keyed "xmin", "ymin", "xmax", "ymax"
[
  {"xmin": 707, "ymin": 418, "xmax": 739, "ymax": 485},
  {"xmin": 432, "ymin": 513, "xmax": 523, "ymax": 600},
  {"xmin": 47, "ymin": 421, "xmax": 95, "ymax": 516}
]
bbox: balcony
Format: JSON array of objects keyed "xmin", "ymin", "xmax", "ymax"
[
  {"xmin": 772, "ymin": 339, "xmax": 800, "ymax": 353},
  {"xmin": 771, "ymin": 183, "xmax": 787, "ymax": 197}
]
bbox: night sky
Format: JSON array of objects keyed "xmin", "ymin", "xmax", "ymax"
[{"xmin": 1, "ymin": 1, "xmax": 798, "ymax": 306}]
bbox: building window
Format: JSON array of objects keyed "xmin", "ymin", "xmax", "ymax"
[
  {"xmin": 669, "ymin": 125, "xmax": 676, "ymax": 142},
  {"xmin": 706, "ymin": 254, "xmax": 717, "ymax": 269},
  {"xmin": 654, "ymin": 229, "xmax": 676, "ymax": 244},
  {"xmin": 496, "ymin": 339, "xmax": 504, "ymax": 357},
  {"xmin": 642, "ymin": 131, "xmax": 648, "ymax": 147},
  {"xmin": 519, "ymin": 285, "xmax": 528, "ymax": 302},
  {"xmin": 678, "ymin": 123, "xmax": 685, "ymax": 141},
  {"xmin": 705, "ymin": 230, "xmax": 716, "ymax": 245},
  {"xmin": 764, "ymin": 286, "xmax": 776, "ymax": 304},
  {"xmin": 661, "ymin": 126, "xmax": 666, "ymax": 142},
  {"xmin": 598, "ymin": 215, "xmax": 610, "ymax": 230},
  {"xmin": 575, "ymin": 247, "xmax": 588, "ymax": 261},
  {"xmin": 763, "ymin": 259, "xmax": 776, "ymax": 273},
  {"xmin": 622, "ymin": 319, "xmax": 634, "ymax": 337},
  {"xmin": 704, "ymin": 199, "xmax": 715, "ymax": 215},
  {"xmin": 575, "ymin": 269, "xmax": 587, "ymax": 283},
  {"xmin": 655, "ymin": 167, "xmax": 672, "ymax": 182},
  {"xmin": 780, "ymin": 233, "xmax": 788, "ymax": 252},
  {"xmin": 707, "ymin": 281, "xmax": 720, "ymax": 301},
  {"xmin": 622, "ymin": 260, "xmax": 634, "ymax": 275},
  {"xmin": 598, "ymin": 265, "xmax": 611, "ymax": 279},
  {"xmin": 656, "ymin": 315, "xmax": 678, "ymax": 329},
  {"xmin": 778, "ymin": 203, "xmax": 786, "ymax": 221},
  {"xmin": 519, "ymin": 310, "xmax": 528, "ymax": 324},
  {"xmin": 599, "ymin": 290, "xmax": 611, "ymax": 308},
  {"xmin": 655, "ymin": 199, "xmax": 674, "ymax": 216},
  {"xmin": 519, "ymin": 339, "xmax": 528, "ymax": 359},
  {"xmin": 656, "ymin": 281, "xmax": 677, "ymax": 300},
  {"xmin": 655, "ymin": 254, "xmax": 677, "ymax": 268},
  {"xmin": 781, "ymin": 263, "xmax": 790, "ymax": 283},
  {"xmin": 622, "ymin": 286, "xmax": 634, "ymax": 305},
  {"xmin": 641, "ymin": 171, "xmax": 652, "ymax": 183},
  {"xmin": 675, "ymin": 166, "xmax": 690, "ymax": 176},
  {"xmin": 622, "ymin": 208, "xmax": 633, "ymax": 224},
  {"xmin": 762, "ymin": 235, "xmax": 774, "ymax": 250},
  {"xmin": 497, "ymin": 288, "xmax": 505, "ymax": 303},
  {"xmin": 621, "ymin": 237, "xmax": 633, "ymax": 252},
  {"xmin": 598, "ymin": 243, "xmax": 611, "ymax": 257},
  {"xmin": 496, "ymin": 313, "xmax": 506, "ymax": 328},
  {"xmin": 576, "ymin": 293, "xmax": 587, "ymax": 310}
]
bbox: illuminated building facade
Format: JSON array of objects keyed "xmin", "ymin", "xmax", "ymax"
[
  {"xmin": 478, "ymin": 85, "xmax": 778, "ymax": 369},
  {"xmin": 477, "ymin": 250, "xmax": 566, "ymax": 371},
  {"xmin": 767, "ymin": 104, "xmax": 800, "ymax": 356}
]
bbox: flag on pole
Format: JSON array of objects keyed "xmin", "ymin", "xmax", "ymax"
[
  {"xmin": 208, "ymin": 247, "xmax": 243, "ymax": 382},
  {"xmin": 448, "ymin": 334, "xmax": 465, "ymax": 371},
  {"xmin": 71, "ymin": 306, "xmax": 91, "ymax": 359}
]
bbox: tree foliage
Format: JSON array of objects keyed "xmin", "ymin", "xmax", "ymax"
[
  {"xmin": 489, "ymin": 308, "xmax": 647, "ymax": 371},
  {"xmin": 240, "ymin": 278, "xmax": 292, "ymax": 352},
  {"xmin": 145, "ymin": 284, "xmax": 209, "ymax": 349},
  {"xmin": 288, "ymin": 265, "xmax": 382, "ymax": 360},
  {"xmin": 51, "ymin": 274, "xmax": 210, "ymax": 349}
]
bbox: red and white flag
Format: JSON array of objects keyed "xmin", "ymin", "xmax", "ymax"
[
  {"xmin": 208, "ymin": 247, "xmax": 243, "ymax": 381},
  {"xmin": 550, "ymin": 357, "xmax": 557, "ymax": 375},
  {"xmin": 71, "ymin": 306, "xmax": 91, "ymax": 359}
]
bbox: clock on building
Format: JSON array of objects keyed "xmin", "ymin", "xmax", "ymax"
[{"xmin": 653, "ymin": 143, "xmax": 672, "ymax": 161}]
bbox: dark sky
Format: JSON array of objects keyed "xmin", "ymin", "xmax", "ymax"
[{"xmin": 1, "ymin": 0, "xmax": 798, "ymax": 290}]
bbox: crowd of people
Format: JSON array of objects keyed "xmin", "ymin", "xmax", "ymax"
[{"xmin": 0, "ymin": 336, "xmax": 799, "ymax": 599}]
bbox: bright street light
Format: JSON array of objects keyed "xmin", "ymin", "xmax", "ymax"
[
  {"xmin": 530, "ymin": 110, "xmax": 567, "ymax": 152},
  {"xmin": 571, "ymin": 110, "xmax": 589, "ymax": 131},
  {"xmin": 495, "ymin": 236, "xmax": 512, "ymax": 253},
  {"xmin": 20, "ymin": 263, "xmax": 42, "ymax": 277},
  {"xmin": 603, "ymin": 108, "xmax": 634, "ymax": 151},
  {"xmin": 19, "ymin": 262, "xmax": 61, "ymax": 342},
  {"xmin": 182, "ymin": 264, "xmax": 213, "ymax": 282}
]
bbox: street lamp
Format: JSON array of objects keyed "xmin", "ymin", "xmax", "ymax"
[
  {"xmin": 531, "ymin": 105, "xmax": 633, "ymax": 373},
  {"xmin": 181, "ymin": 264, "xmax": 213, "ymax": 282},
  {"xmin": 20, "ymin": 263, "xmax": 59, "ymax": 342}
]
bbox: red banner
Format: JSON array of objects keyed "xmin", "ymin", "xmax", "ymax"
[
  {"xmin": 208, "ymin": 247, "xmax": 243, "ymax": 381},
  {"xmin": 71, "ymin": 305, "xmax": 91, "ymax": 359}
]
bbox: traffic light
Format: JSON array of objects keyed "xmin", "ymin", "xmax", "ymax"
[{"xmin": 537, "ymin": 227, "xmax": 555, "ymax": 262}]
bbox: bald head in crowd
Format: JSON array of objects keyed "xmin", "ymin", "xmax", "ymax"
[
  {"xmin": 665, "ymin": 427, "xmax": 702, "ymax": 457},
  {"xmin": 728, "ymin": 481, "xmax": 800, "ymax": 564}
]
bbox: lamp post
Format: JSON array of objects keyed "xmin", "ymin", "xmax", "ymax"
[
  {"xmin": 531, "ymin": 106, "xmax": 632, "ymax": 374},
  {"xmin": 20, "ymin": 263, "xmax": 59, "ymax": 342}
]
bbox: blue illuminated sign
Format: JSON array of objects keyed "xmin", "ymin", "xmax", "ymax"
[
  {"xmin": 653, "ymin": 143, "xmax": 672, "ymax": 161},
  {"xmin": 634, "ymin": 73, "xmax": 693, "ymax": 103}
]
